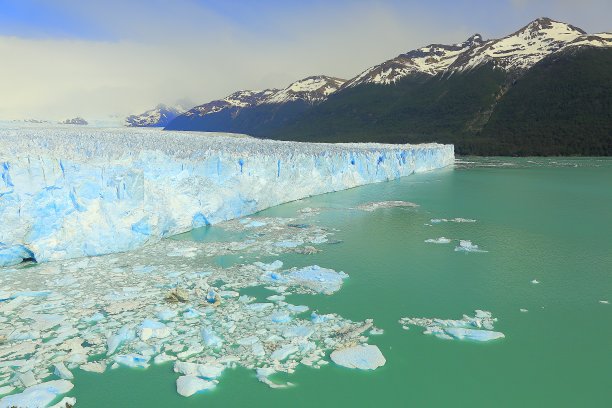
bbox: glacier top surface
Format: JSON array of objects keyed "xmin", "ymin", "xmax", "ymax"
[{"xmin": 0, "ymin": 126, "xmax": 451, "ymax": 161}]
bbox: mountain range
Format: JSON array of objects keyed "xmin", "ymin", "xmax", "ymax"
[{"xmin": 128, "ymin": 18, "xmax": 612, "ymax": 155}]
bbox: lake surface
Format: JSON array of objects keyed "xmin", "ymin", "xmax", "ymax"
[{"xmin": 7, "ymin": 157, "xmax": 612, "ymax": 407}]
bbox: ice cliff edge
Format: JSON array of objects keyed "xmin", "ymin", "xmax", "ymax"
[{"xmin": 0, "ymin": 128, "xmax": 454, "ymax": 265}]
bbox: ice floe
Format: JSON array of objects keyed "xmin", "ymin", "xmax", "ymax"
[
  {"xmin": 454, "ymin": 240, "xmax": 487, "ymax": 253},
  {"xmin": 0, "ymin": 380, "xmax": 73, "ymax": 407},
  {"xmin": 355, "ymin": 201, "xmax": 418, "ymax": 212},
  {"xmin": 424, "ymin": 237, "xmax": 452, "ymax": 244},
  {"xmin": 176, "ymin": 375, "xmax": 216, "ymax": 397},
  {"xmin": 399, "ymin": 310, "xmax": 505, "ymax": 342},
  {"xmin": 430, "ymin": 218, "xmax": 477, "ymax": 224},
  {"xmin": 330, "ymin": 345, "xmax": 386, "ymax": 370}
]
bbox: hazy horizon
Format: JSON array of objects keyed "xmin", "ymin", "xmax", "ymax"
[{"xmin": 1, "ymin": 0, "xmax": 610, "ymax": 121}]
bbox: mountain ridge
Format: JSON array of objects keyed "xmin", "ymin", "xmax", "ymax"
[{"xmin": 162, "ymin": 17, "xmax": 611, "ymax": 155}]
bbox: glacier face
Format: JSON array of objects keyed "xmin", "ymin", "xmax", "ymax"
[{"xmin": 0, "ymin": 127, "xmax": 454, "ymax": 264}]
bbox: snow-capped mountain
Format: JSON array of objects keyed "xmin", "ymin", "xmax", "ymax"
[
  {"xmin": 184, "ymin": 90, "xmax": 277, "ymax": 118},
  {"xmin": 345, "ymin": 18, "xmax": 611, "ymax": 86},
  {"xmin": 451, "ymin": 18, "xmax": 600, "ymax": 72},
  {"xmin": 265, "ymin": 75, "xmax": 346, "ymax": 104},
  {"xmin": 344, "ymin": 34, "xmax": 484, "ymax": 87},
  {"xmin": 165, "ymin": 75, "xmax": 346, "ymax": 133},
  {"xmin": 182, "ymin": 75, "xmax": 345, "ymax": 120},
  {"xmin": 125, "ymin": 104, "xmax": 188, "ymax": 127}
]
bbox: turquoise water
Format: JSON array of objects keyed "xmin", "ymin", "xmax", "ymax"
[{"xmin": 71, "ymin": 157, "xmax": 612, "ymax": 406}]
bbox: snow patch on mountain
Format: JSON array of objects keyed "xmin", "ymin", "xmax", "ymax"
[
  {"xmin": 182, "ymin": 76, "xmax": 345, "ymax": 120},
  {"xmin": 344, "ymin": 34, "xmax": 484, "ymax": 87},
  {"xmin": 453, "ymin": 18, "xmax": 586, "ymax": 71},
  {"xmin": 265, "ymin": 76, "xmax": 346, "ymax": 104},
  {"xmin": 125, "ymin": 104, "xmax": 187, "ymax": 127},
  {"xmin": 344, "ymin": 18, "xmax": 611, "ymax": 86}
]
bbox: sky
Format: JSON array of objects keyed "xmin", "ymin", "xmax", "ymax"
[{"xmin": 0, "ymin": 0, "xmax": 610, "ymax": 120}]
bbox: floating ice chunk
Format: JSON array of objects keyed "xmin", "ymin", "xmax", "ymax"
[
  {"xmin": 182, "ymin": 307, "xmax": 200, "ymax": 318},
  {"xmin": 49, "ymin": 396, "xmax": 77, "ymax": 408},
  {"xmin": 139, "ymin": 319, "xmax": 171, "ymax": 341},
  {"xmin": 271, "ymin": 345, "xmax": 299, "ymax": 361},
  {"xmin": 599, "ymin": 300, "xmax": 609, "ymax": 304},
  {"xmin": 176, "ymin": 375, "xmax": 216, "ymax": 397},
  {"xmin": 356, "ymin": 201, "xmax": 418, "ymax": 211},
  {"xmin": 107, "ymin": 326, "xmax": 135, "ymax": 355},
  {"xmin": 54, "ymin": 362, "xmax": 73, "ymax": 380},
  {"xmin": 531, "ymin": 279, "xmax": 540, "ymax": 284},
  {"xmin": 454, "ymin": 240, "xmax": 487, "ymax": 253},
  {"xmin": 284, "ymin": 265, "xmax": 348, "ymax": 295},
  {"xmin": 270, "ymin": 312, "xmax": 291, "ymax": 323},
  {"xmin": 520, "ymin": 308, "xmax": 529, "ymax": 313},
  {"xmin": 219, "ymin": 290, "xmax": 239, "ymax": 298},
  {"xmin": 282, "ymin": 326, "xmax": 313, "ymax": 338},
  {"xmin": 369, "ymin": 328, "xmax": 384, "ymax": 335},
  {"xmin": 274, "ymin": 241, "xmax": 302, "ymax": 248},
  {"xmin": 267, "ymin": 295, "xmax": 285, "ymax": 302},
  {"xmin": 205, "ymin": 288, "xmax": 216, "ymax": 303},
  {"xmin": 154, "ymin": 353, "xmax": 176, "ymax": 365},
  {"xmin": 431, "ymin": 218, "xmax": 477, "ymax": 223},
  {"xmin": 0, "ymin": 380, "xmax": 73, "ymax": 408},
  {"xmin": 245, "ymin": 220, "xmax": 267, "ymax": 228},
  {"xmin": 132, "ymin": 265, "xmax": 155, "ymax": 273},
  {"xmin": 84, "ymin": 312, "xmax": 105, "ymax": 323},
  {"xmin": 156, "ymin": 309, "xmax": 177, "ymax": 321},
  {"xmin": 246, "ymin": 303, "xmax": 274, "ymax": 311},
  {"xmin": 286, "ymin": 304, "xmax": 309, "ymax": 313},
  {"xmin": 174, "ymin": 361, "xmax": 224, "ymax": 379},
  {"xmin": 201, "ymin": 327, "xmax": 223, "ymax": 348},
  {"xmin": 251, "ymin": 342, "xmax": 265, "ymax": 356},
  {"xmin": 114, "ymin": 354, "xmax": 150, "ymax": 368},
  {"xmin": 256, "ymin": 368, "xmax": 292, "ymax": 389},
  {"xmin": 237, "ymin": 336, "xmax": 259, "ymax": 346},
  {"xmin": 311, "ymin": 312, "xmax": 334, "ymax": 323},
  {"xmin": 444, "ymin": 328, "xmax": 505, "ymax": 342},
  {"xmin": 424, "ymin": 237, "xmax": 452, "ymax": 244},
  {"xmin": 18, "ymin": 371, "xmax": 37, "ymax": 387},
  {"xmin": 80, "ymin": 361, "xmax": 107, "ymax": 373},
  {"xmin": 399, "ymin": 310, "xmax": 504, "ymax": 343},
  {"xmin": 330, "ymin": 345, "xmax": 386, "ymax": 370}
]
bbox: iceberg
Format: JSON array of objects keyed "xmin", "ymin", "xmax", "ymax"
[
  {"xmin": 0, "ymin": 380, "xmax": 73, "ymax": 408},
  {"xmin": 176, "ymin": 375, "xmax": 216, "ymax": 397},
  {"xmin": 262, "ymin": 265, "xmax": 349, "ymax": 295},
  {"xmin": 0, "ymin": 127, "xmax": 454, "ymax": 263},
  {"xmin": 399, "ymin": 310, "xmax": 505, "ymax": 342},
  {"xmin": 454, "ymin": 240, "xmax": 487, "ymax": 253},
  {"xmin": 330, "ymin": 345, "xmax": 386, "ymax": 370}
]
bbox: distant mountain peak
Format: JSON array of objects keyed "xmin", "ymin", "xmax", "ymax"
[{"xmin": 125, "ymin": 104, "xmax": 186, "ymax": 127}]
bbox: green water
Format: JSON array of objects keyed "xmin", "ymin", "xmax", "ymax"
[{"xmin": 72, "ymin": 158, "xmax": 612, "ymax": 407}]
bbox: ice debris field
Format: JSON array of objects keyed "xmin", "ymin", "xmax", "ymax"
[
  {"xmin": 0, "ymin": 127, "xmax": 454, "ymax": 266},
  {"xmin": 0, "ymin": 212, "xmax": 391, "ymax": 406}
]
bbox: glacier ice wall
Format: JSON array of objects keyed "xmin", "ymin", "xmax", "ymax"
[{"xmin": 0, "ymin": 127, "xmax": 453, "ymax": 264}]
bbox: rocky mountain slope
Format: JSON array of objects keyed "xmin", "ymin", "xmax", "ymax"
[{"xmin": 164, "ymin": 76, "xmax": 345, "ymax": 134}]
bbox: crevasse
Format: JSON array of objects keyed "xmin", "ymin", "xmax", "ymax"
[{"xmin": 0, "ymin": 127, "xmax": 454, "ymax": 265}]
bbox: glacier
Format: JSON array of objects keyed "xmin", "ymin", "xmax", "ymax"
[{"xmin": 0, "ymin": 127, "xmax": 453, "ymax": 264}]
